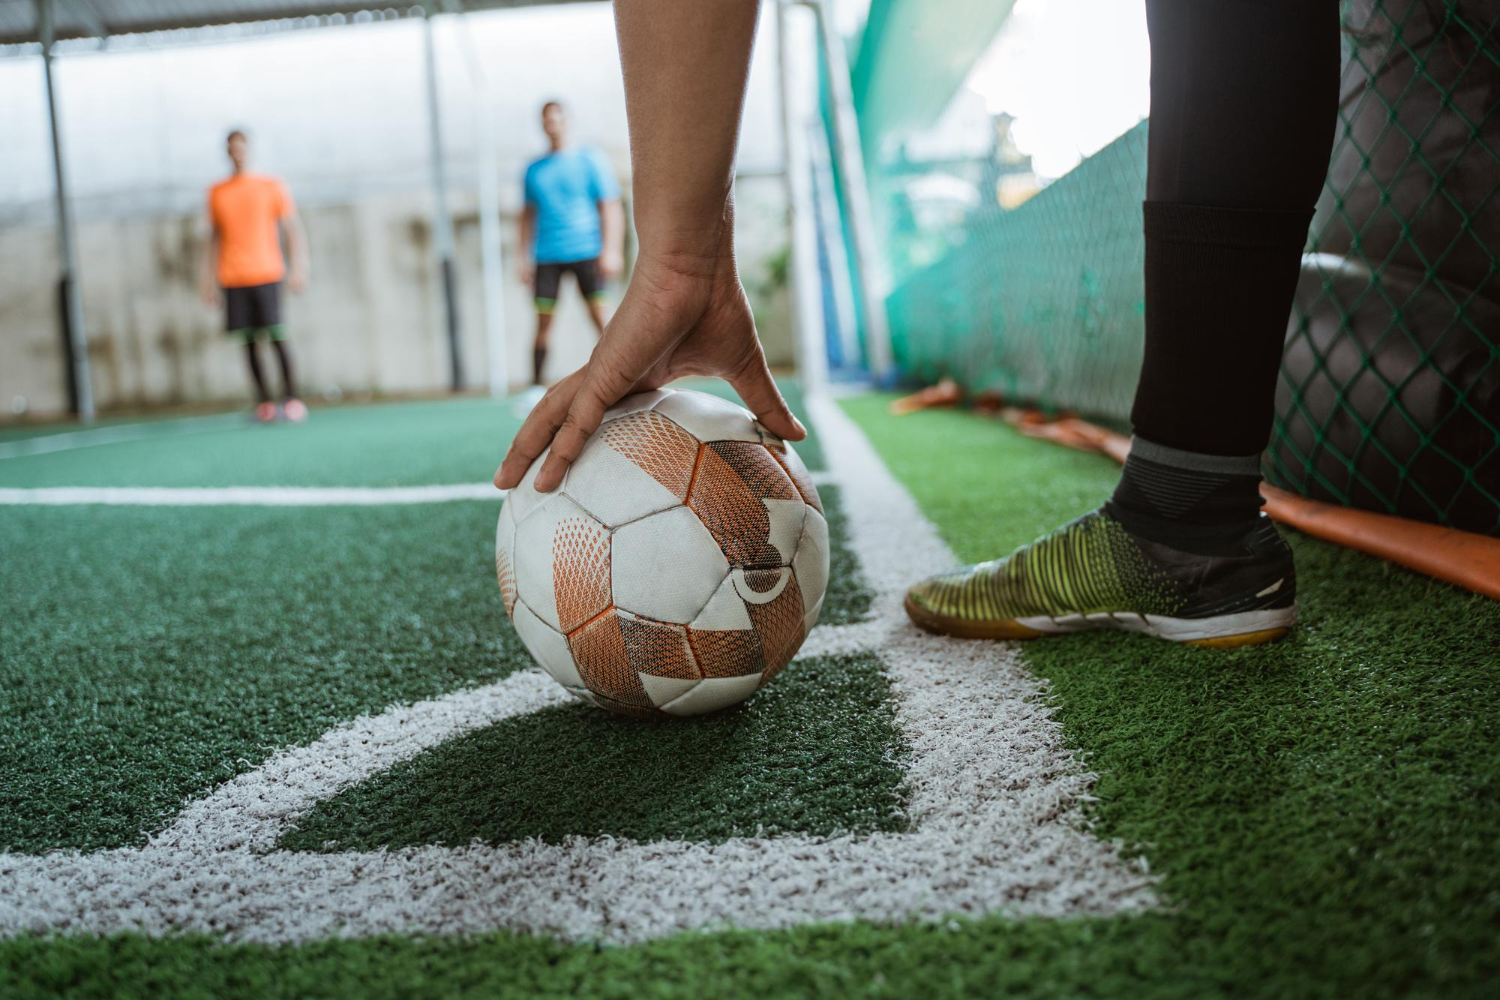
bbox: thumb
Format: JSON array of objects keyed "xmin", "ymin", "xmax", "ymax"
[{"xmin": 728, "ymin": 352, "xmax": 806, "ymax": 442}]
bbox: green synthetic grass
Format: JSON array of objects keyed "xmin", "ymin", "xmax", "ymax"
[
  {"xmin": 0, "ymin": 486, "xmax": 865, "ymax": 855},
  {"xmin": 0, "ymin": 399, "xmax": 523, "ymax": 488},
  {"xmin": 839, "ymin": 394, "xmax": 1500, "ymax": 997},
  {"xmin": 5, "ymin": 393, "xmax": 1496, "ymax": 998},
  {"xmin": 281, "ymin": 487, "xmax": 876, "ymax": 852},
  {"xmin": 281, "ymin": 652, "xmax": 906, "ymax": 851},
  {"xmin": 0, "ymin": 379, "xmax": 823, "ymax": 490},
  {"xmin": 806, "ymin": 486, "xmax": 872, "ymax": 625},
  {"xmin": 0, "ymin": 410, "xmax": 238, "ymax": 445},
  {"xmin": 0, "ymin": 501, "xmax": 517, "ymax": 853},
  {"xmin": 0, "ymin": 917, "xmax": 1248, "ymax": 1000}
]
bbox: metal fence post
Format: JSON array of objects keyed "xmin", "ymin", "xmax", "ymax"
[
  {"xmin": 422, "ymin": 2, "xmax": 464, "ymax": 391},
  {"xmin": 37, "ymin": 0, "xmax": 95, "ymax": 421}
]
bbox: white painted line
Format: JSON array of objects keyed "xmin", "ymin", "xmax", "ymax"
[
  {"xmin": 0, "ymin": 413, "xmax": 246, "ymax": 460},
  {"xmin": 152, "ymin": 670, "xmax": 571, "ymax": 854},
  {"xmin": 0, "ymin": 484, "xmax": 505, "ymax": 506},
  {"xmin": 0, "ymin": 395, "xmax": 1155, "ymax": 944}
]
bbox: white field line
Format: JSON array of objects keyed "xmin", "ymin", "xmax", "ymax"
[
  {"xmin": 0, "ymin": 473, "xmax": 829, "ymax": 507},
  {"xmin": 0, "ymin": 484, "xmax": 505, "ymax": 506},
  {"xmin": 0, "ymin": 397, "xmax": 1156, "ymax": 944},
  {"xmin": 0, "ymin": 413, "xmax": 247, "ymax": 460}
]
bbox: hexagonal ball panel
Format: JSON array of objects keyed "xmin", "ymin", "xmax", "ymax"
[
  {"xmin": 611, "ymin": 505, "xmax": 729, "ymax": 624},
  {"xmin": 513, "ymin": 493, "xmax": 610, "ymax": 633}
]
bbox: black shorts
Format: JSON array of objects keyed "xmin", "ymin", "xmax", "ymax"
[
  {"xmin": 224, "ymin": 282, "xmax": 284, "ymax": 338},
  {"xmin": 534, "ymin": 258, "xmax": 604, "ymax": 313}
]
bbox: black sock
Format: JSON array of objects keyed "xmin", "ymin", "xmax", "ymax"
[
  {"xmin": 1104, "ymin": 437, "xmax": 1266, "ymax": 556},
  {"xmin": 1130, "ymin": 202, "xmax": 1315, "ymax": 456},
  {"xmin": 532, "ymin": 346, "xmax": 547, "ymax": 386},
  {"xmin": 244, "ymin": 342, "xmax": 270, "ymax": 403},
  {"xmin": 271, "ymin": 340, "xmax": 296, "ymax": 400}
]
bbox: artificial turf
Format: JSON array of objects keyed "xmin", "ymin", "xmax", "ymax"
[
  {"xmin": 0, "ymin": 379, "xmax": 825, "ymax": 489},
  {"xmin": 839, "ymin": 394, "xmax": 1500, "ymax": 997},
  {"xmin": 0, "ymin": 399, "xmax": 523, "ymax": 489},
  {"xmin": 0, "ymin": 501, "xmax": 517, "ymax": 853},
  {"xmin": 280, "ymin": 652, "xmax": 907, "ymax": 851},
  {"xmin": 802, "ymin": 485, "xmax": 873, "ymax": 626},
  {"xmin": 0, "ymin": 477, "xmax": 864, "ymax": 857},
  {"xmin": 4, "ymin": 393, "xmax": 1496, "ymax": 998}
]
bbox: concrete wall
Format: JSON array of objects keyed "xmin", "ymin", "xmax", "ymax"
[
  {"xmin": 2, "ymin": 177, "xmax": 792, "ymax": 418},
  {"xmin": 0, "ymin": 3, "xmax": 795, "ymax": 421}
]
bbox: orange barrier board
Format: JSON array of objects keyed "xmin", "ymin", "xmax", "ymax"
[{"xmin": 1008, "ymin": 413, "xmax": 1500, "ymax": 601}]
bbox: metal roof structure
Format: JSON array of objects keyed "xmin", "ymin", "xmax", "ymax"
[{"xmin": 0, "ymin": 0, "xmax": 582, "ymax": 46}]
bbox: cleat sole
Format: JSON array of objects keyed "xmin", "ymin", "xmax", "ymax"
[
  {"xmin": 1185, "ymin": 627, "xmax": 1291, "ymax": 649},
  {"xmin": 905, "ymin": 595, "xmax": 1297, "ymax": 647},
  {"xmin": 903, "ymin": 596, "xmax": 1048, "ymax": 640}
]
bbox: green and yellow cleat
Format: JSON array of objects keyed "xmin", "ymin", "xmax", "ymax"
[{"xmin": 904, "ymin": 508, "xmax": 1297, "ymax": 648}]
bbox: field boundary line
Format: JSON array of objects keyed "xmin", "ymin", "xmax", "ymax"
[
  {"xmin": 0, "ymin": 397, "xmax": 1154, "ymax": 944},
  {"xmin": 0, "ymin": 474, "xmax": 834, "ymax": 506},
  {"xmin": 0, "ymin": 484, "xmax": 506, "ymax": 506},
  {"xmin": 0, "ymin": 413, "xmax": 247, "ymax": 460}
]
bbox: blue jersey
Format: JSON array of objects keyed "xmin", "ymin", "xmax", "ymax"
[{"xmin": 523, "ymin": 147, "xmax": 621, "ymax": 264}]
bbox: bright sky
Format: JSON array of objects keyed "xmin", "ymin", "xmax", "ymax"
[{"xmin": 965, "ymin": 0, "xmax": 1152, "ymax": 179}]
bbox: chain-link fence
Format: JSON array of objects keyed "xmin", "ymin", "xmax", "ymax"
[
  {"xmin": 881, "ymin": 0, "xmax": 1499, "ymax": 534},
  {"xmin": 886, "ymin": 121, "xmax": 1148, "ymax": 423},
  {"xmin": 1270, "ymin": 0, "xmax": 1498, "ymax": 533}
]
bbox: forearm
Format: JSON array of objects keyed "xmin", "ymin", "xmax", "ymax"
[
  {"xmin": 284, "ymin": 218, "xmax": 309, "ymax": 277},
  {"xmin": 518, "ymin": 210, "xmax": 535, "ymax": 260},
  {"xmin": 200, "ymin": 233, "xmax": 219, "ymax": 291},
  {"xmin": 600, "ymin": 199, "xmax": 625, "ymax": 259},
  {"xmin": 614, "ymin": 0, "xmax": 759, "ymax": 267}
]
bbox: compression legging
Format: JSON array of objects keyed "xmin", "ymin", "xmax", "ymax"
[{"xmin": 1132, "ymin": 0, "xmax": 1341, "ymax": 456}]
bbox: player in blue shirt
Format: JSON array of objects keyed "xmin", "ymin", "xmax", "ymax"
[{"xmin": 520, "ymin": 101, "xmax": 625, "ymax": 387}]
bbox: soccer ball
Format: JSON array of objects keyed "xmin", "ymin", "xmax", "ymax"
[{"xmin": 496, "ymin": 388, "xmax": 829, "ymax": 717}]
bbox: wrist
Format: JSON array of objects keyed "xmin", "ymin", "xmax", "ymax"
[{"xmin": 633, "ymin": 198, "xmax": 735, "ymax": 276}]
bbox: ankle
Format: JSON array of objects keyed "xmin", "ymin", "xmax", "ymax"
[{"xmin": 1107, "ymin": 437, "xmax": 1266, "ymax": 556}]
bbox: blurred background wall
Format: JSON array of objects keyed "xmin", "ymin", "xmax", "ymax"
[{"xmin": 0, "ymin": 2, "xmax": 793, "ymax": 418}]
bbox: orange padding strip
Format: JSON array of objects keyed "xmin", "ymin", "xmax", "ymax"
[{"xmin": 1013, "ymin": 414, "xmax": 1500, "ymax": 601}]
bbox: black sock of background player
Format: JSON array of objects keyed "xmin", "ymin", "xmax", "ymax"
[
  {"xmin": 1104, "ymin": 438, "xmax": 1266, "ymax": 556},
  {"xmin": 532, "ymin": 346, "xmax": 547, "ymax": 386},
  {"xmin": 244, "ymin": 342, "xmax": 271, "ymax": 403},
  {"xmin": 271, "ymin": 340, "xmax": 297, "ymax": 400}
]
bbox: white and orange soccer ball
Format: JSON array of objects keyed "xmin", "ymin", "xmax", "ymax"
[{"xmin": 495, "ymin": 388, "xmax": 828, "ymax": 718}]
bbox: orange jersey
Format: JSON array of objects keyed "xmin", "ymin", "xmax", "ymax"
[{"xmin": 208, "ymin": 174, "xmax": 295, "ymax": 288}]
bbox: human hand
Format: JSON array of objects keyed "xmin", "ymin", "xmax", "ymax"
[
  {"xmin": 519, "ymin": 261, "xmax": 535, "ymax": 287},
  {"xmin": 288, "ymin": 269, "xmax": 308, "ymax": 294},
  {"xmin": 199, "ymin": 282, "xmax": 220, "ymax": 309},
  {"xmin": 495, "ymin": 248, "xmax": 805, "ymax": 494}
]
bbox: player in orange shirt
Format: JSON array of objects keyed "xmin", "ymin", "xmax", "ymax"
[{"xmin": 200, "ymin": 130, "xmax": 311, "ymax": 423}]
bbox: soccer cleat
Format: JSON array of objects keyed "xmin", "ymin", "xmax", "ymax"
[
  {"xmin": 282, "ymin": 398, "xmax": 309, "ymax": 422},
  {"xmin": 904, "ymin": 508, "xmax": 1297, "ymax": 648},
  {"xmin": 253, "ymin": 401, "xmax": 278, "ymax": 424}
]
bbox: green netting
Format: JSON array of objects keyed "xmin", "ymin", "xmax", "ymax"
[
  {"xmin": 1270, "ymin": 0, "xmax": 1499, "ymax": 533},
  {"xmin": 879, "ymin": 1, "xmax": 1500, "ymax": 535},
  {"xmin": 886, "ymin": 122, "xmax": 1148, "ymax": 422}
]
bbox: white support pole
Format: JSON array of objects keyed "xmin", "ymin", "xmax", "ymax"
[
  {"xmin": 448, "ymin": 2, "xmax": 509, "ymax": 397},
  {"xmin": 776, "ymin": 1, "xmax": 828, "ymax": 396},
  {"xmin": 422, "ymin": 3, "xmax": 464, "ymax": 390},
  {"xmin": 474, "ymin": 97, "xmax": 508, "ymax": 397},
  {"xmin": 810, "ymin": 0, "xmax": 893, "ymax": 381},
  {"xmin": 37, "ymin": 0, "xmax": 94, "ymax": 421},
  {"xmin": 809, "ymin": 107, "xmax": 861, "ymax": 371}
]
